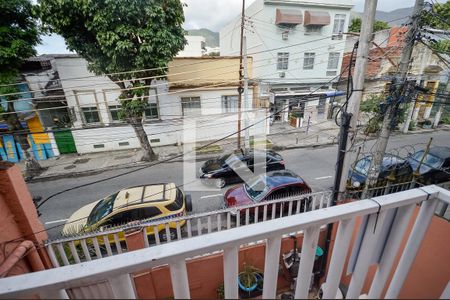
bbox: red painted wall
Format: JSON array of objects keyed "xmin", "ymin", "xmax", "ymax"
[
  {"xmin": 0, "ymin": 163, "xmax": 51, "ymax": 276},
  {"xmin": 129, "ymin": 229, "xmax": 328, "ymax": 299},
  {"xmin": 335, "ymin": 207, "xmax": 450, "ymax": 299}
]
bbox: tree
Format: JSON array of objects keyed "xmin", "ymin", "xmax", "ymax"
[
  {"xmin": 421, "ymin": 0, "xmax": 450, "ymax": 55},
  {"xmin": 360, "ymin": 94, "xmax": 407, "ymax": 135},
  {"xmin": 39, "ymin": 0, "xmax": 187, "ymax": 161},
  {"xmin": 349, "ymin": 17, "xmax": 390, "ymax": 33},
  {"xmin": 0, "ymin": 0, "xmax": 43, "ymax": 177}
]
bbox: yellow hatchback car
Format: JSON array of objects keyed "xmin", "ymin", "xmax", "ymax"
[{"xmin": 62, "ymin": 183, "xmax": 192, "ymax": 241}]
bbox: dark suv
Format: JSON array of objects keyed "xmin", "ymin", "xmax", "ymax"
[
  {"xmin": 407, "ymin": 146, "xmax": 450, "ymax": 184},
  {"xmin": 348, "ymin": 154, "xmax": 413, "ymax": 189},
  {"xmin": 199, "ymin": 150, "xmax": 285, "ymax": 188}
]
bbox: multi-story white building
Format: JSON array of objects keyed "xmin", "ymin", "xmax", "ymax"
[
  {"xmin": 177, "ymin": 36, "xmax": 206, "ymax": 57},
  {"xmin": 220, "ymin": 0, "xmax": 352, "ymax": 123}
]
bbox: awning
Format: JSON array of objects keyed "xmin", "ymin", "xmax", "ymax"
[
  {"xmin": 325, "ymin": 91, "xmax": 345, "ymax": 97},
  {"xmin": 275, "ymin": 9, "xmax": 303, "ymax": 26},
  {"xmin": 304, "ymin": 10, "xmax": 330, "ymax": 26}
]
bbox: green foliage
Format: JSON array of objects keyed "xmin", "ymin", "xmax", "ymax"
[
  {"xmin": 208, "ymin": 51, "xmax": 220, "ymax": 56},
  {"xmin": 0, "ymin": 0, "xmax": 40, "ymax": 75},
  {"xmin": 38, "ymin": 0, "xmax": 186, "ymax": 80},
  {"xmin": 39, "ymin": 0, "xmax": 186, "ymax": 160},
  {"xmin": 239, "ymin": 265, "xmax": 261, "ymax": 288},
  {"xmin": 422, "ymin": 1, "xmax": 450, "ymax": 30},
  {"xmin": 360, "ymin": 94, "xmax": 383, "ymax": 113},
  {"xmin": 360, "ymin": 94, "xmax": 407, "ymax": 134},
  {"xmin": 421, "ymin": 1, "xmax": 450, "ymax": 55},
  {"xmin": 349, "ymin": 17, "xmax": 390, "ymax": 33},
  {"xmin": 0, "ymin": 0, "xmax": 40, "ymax": 142},
  {"xmin": 429, "ymin": 39, "xmax": 450, "ymax": 55},
  {"xmin": 441, "ymin": 114, "xmax": 450, "ymax": 124},
  {"xmin": 216, "ymin": 283, "xmax": 225, "ymax": 300}
]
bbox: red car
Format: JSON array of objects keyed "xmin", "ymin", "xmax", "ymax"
[{"xmin": 224, "ymin": 170, "xmax": 312, "ymax": 210}]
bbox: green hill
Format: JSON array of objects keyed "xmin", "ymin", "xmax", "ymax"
[{"xmin": 187, "ymin": 28, "xmax": 219, "ymax": 48}]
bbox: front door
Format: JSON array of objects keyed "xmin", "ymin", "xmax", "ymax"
[{"xmin": 54, "ymin": 129, "xmax": 77, "ymax": 154}]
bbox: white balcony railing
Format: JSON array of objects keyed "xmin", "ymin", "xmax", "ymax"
[
  {"xmin": 0, "ymin": 186, "xmax": 449, "ymax": 299},
  {"xmin": 45, "ymin": 191, "xmax": 331, "ymax": 266}
]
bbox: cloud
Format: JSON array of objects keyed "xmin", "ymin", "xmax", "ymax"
[
  {"xmin": 38, "ymin": 0, "xmax": 445, "ymax": 54},
  {"xmin": 36, "ymin": 34, "xmax": 72, "ymax": 55},
  {"xmin": 183, "ymin": 0, "xmax": 256, "ymax": 31}
]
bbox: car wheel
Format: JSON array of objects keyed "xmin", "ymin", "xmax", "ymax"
[
  {"xmin": 160, "ymin": 228, "xmax": 177, "ymax": 242},
  {"xmin": 215, "ymin": 178, "xmax": 226, "ymax": 189},
  {"xmin": 185, "ymin": 194, "xmax": 193, "ymax": 212}
]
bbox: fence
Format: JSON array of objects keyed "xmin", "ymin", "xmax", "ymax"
[
  {"xmin": 45, "ymin": 190, "xmax": 332, "ymax": 267},
  {"xmin": 1, "ymin": 186, "xmax": 449, "ymax": 299}
]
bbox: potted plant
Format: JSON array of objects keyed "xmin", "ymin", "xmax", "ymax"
[
  {"xmin": 422, "ymin": 119, "xmax": 432, "ymax": 129},
  {"xmin": 238, "ymin": 264, "xmax": 264, "ymax": 298},
  {"xmin": 289, "ymin": 111, "xmax": 301, "ymax": 128},
  {"xmin": 217, "ymin": 283, "xmax": 224, "ymax": 300}
]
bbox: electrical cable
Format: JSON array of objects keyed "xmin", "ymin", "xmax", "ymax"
[
  {"xmin": 0, "ymin": 41, "xmax": 350, "ymax": 104},
  {"xmin": 0, "ymin": 71, "xmax": 347, "ymax": 247}
]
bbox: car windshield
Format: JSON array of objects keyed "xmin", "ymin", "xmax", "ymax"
[
  {"xmin": 412, "ymin": 151, "xmax": 444, "ymax": 169},
  {"xmin": 244, "ymin": 175, "xmax": 271, "ymax": 202},
  {"xmin": 218, "ymin": 154, "xmax": 232, "ymax": 165},
  {"xmin": 354, "ymin": 157, "xmax": 371, "ymax": 176},
  {"xmin": 87, "ymin": 192, "xmax": 118, "ymax": 225}
]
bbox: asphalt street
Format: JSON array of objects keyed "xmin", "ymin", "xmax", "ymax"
[{"xmin": 28, "ymin": 131, "xmax": 450, "ymax": 239}]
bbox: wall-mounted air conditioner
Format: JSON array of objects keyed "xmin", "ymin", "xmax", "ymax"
[
  {"xmin": 279, "ymin": 72, "xmax": 285, "ymax": 78},
  {"xmin": 282, "ymin": 31, "xmax": 289, "ymax": 40}
]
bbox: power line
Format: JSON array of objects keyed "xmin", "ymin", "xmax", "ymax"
[
  {"xmin": 0, "ymin": 34, "xmax": 339, "ymax": 99},
  {"xmin": 0, "ymin": 39, "xmax": 349, "ymax": 104},
  {"xmin": 0, "ymin": 52, "xmax": 351, "ymax": 117},
  {"xmin": 0, "ymin": 70, "xmax": 349, "ymax": 246}
]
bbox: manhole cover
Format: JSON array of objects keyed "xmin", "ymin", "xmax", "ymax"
[
  {"xmin": 114, "ymin": 155, "xmax": 133, "ymax": 160},
  {"xmin": 74, "ymin": 158, "xmax": 90, "ymax": 164},
  {"xmin": 64, "ymin": 165, "xmax": 77, "ymax": 170}
]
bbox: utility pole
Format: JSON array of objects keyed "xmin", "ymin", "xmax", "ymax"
[
  {"xmin": 237, "ymin": 0, "xmax": 245, "ymax": 149},
  {"xmin": 336, "ymin": 0, "xmax": 378, "ymax": 197},
  {"xmin": 322, "ymin": 0, "xmax": 378, "ymax": 287},
  {"xmin": 243, "ymin": 36, "xmax": 251, "ymax": 149},
  {"xmin": 364, "ymin": 0, "xmax": 424, "ymax": 194}
]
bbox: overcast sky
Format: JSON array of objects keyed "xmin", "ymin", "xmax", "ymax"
[{"xmin": 35, "ymin": 0, "xmax": 429, "ymax": 54}]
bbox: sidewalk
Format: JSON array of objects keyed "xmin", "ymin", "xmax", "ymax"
[{"xmin": 21, "ymin": 120, "xmax": 449, "ymax": 182}]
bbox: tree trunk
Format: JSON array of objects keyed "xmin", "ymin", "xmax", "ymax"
[
  {"xmin": 5, "ymin": 101, "xmax": 43, "ymax": 178},
  {"xmin": 130, "ymin": 118, "xmax": 157, "ymax": 161}
]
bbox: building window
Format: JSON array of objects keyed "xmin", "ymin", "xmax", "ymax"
[
  {"xmin": 181, "ymin": 97, "xmax": 201, "ymax": 116},
  {"xmin": 81, "ymin": 106, "xmax": 100, "ymax": 124},
  {"xmin": 277, "ymin": 52, "xmax": 289, "ymax": 70},
  {"xmin": 327, "ymin": 52, "xmax": 340, "ymax": 70},
  {"xmin": 305, "ymin": 25, "xmax": 322, "ymax": 34},
  {"xmin": 222, "ymin": 95, "xmax": 239, "ymax": 113},
  {"xmin": 144, "ymin": 103, "xmax": 159, "ymax": 120},
  {"xmin": 109, "ymin": 105, "xmax": 121, "ymax": 121},
  {"xmin": 332, "ymin": 14, "xmax": 346, "ymax": 38},
  {"xmin": 303, "ymin": 53, "xmax": 315, "ymax": 70}
]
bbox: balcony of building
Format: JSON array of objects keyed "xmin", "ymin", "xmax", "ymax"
[{"xmin": 0, "ymin": 182, "xmax": 449, "ymax": 299}]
